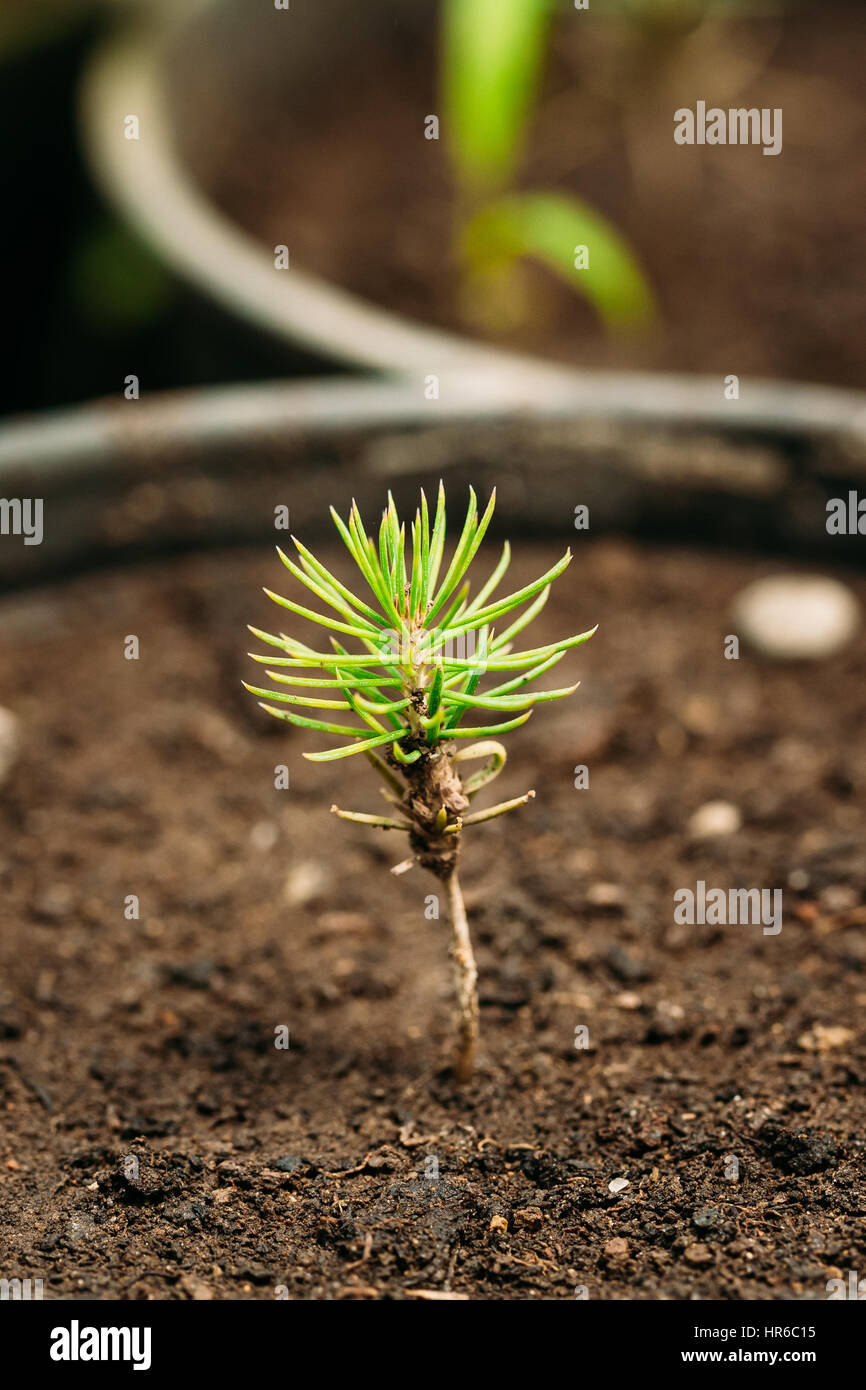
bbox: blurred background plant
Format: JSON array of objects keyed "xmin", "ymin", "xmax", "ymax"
[
  {"xmin": 442, "ymin": 0, "xmax": 656, "ymax": 333},
  {"xmin": 1, "ymin": 0, "xmax": 864, "ymax": 416}
]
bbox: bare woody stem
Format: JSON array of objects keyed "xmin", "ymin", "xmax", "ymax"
[
  {"xmin": 332, "ymin": 740, "xmax": 531, "ymax": 1086},
  {"xmin": 445, "ymin": 868, "xmax": 478, "ymax": 1085}
]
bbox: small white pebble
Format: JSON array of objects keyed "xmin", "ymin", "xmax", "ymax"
[
  {"xmin": 587, "ymin": 882, "xmax": 625, "ymax": 908},
  {"xmin": 615, "ymin": 992, "xmax": 642, "ymax": 1011},
  {"xmin": 732, "ymin": 574, "xmax": 859, "ymax": 662},
  {"xmin": 249, "ymin": 820, "xmax": 279, "ymax": 852},
  {"xmin": 820, "ymin": 884, "xmax": 857, "ymax": 913},
  {"xmin": 656, "ymin": 1001, "xmax": 685, "ymax": 1021},
  {"xmin": 0, "ymin": 707, "xmax": 20, "ymax": 786},
  {"xmin": 608, "ymin": 1177, "xmax": 630, "ymax": 1194},
  {"xmin": 798, "ymin": 1024, "xmax": 854, "ymax": 1052},
  {"xmin": 688, "ymin": 800, "xmax": 742, "ymax": 839},
  {"xmin": 284, "ymin": 861, "xmax": 326, "ymax": 906}
]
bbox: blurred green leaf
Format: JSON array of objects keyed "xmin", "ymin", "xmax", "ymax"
[
  {"xmin": 441, "ymin": 0, "xmax": 553, "ymax": 193},
  {"xmin": 460, "ymin": 191, "xmax": 656, "ymax": 329},
  {"xmin": 69, "ymin": 220, "xmax": 174, "ymax": 330}
]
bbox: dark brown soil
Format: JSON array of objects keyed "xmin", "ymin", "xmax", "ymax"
[
  {"xmin": 1, "ymin": 536, "xmax": 865, "ymax": 1300},
  {"xmin": 185, "ymin": 2, "xmax": 866, "ymax": 387}
]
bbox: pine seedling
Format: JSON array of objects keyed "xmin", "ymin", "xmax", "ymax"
[{"xmin": 244, "ymin": 485, "xmax": 595, "ymax": 1083}]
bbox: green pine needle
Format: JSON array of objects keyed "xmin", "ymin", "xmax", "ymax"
[{"xmin": 246, "ymin": 486, "xmax": 594, "ymax": 763}]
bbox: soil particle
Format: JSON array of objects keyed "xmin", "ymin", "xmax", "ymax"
[
  {"xmin": 755, "ymin": 1120, "xmax": 842, "ymax": 1177},
  {"xmin": 683, "ymin": 1244, "xmax": 714, "ymax": 1267}
]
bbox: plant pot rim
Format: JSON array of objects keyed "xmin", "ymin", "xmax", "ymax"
[
  {"xmin": 78, "ymin": 2, "xmax": 866, "ymax": 412},
  {"xmin": 3, "ymin": 376, "xmax": 866, "ymax": 482},
  {"xmin": 2, "ymin": 377, "xmax": 865, "ymax": 596}
]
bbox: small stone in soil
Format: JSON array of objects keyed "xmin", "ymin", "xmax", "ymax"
[
  {"xmin": 274, "ymin": 1155, "xmax": 304, "ymax": 1173},
  {"xmin": 732, "ymin": 574, "xmax": 860, "ymax": 661},
  {"xmin": 284, "ymin": 861, "xmax": 326, "ymax": 906},
  {"xmin": 604, "ymin": 1237, "xmax": 629, "ymax": 1260},
  {"xmin": 512, "ymin": 1206, "xmax": 543, "ymax": 1230},
  {"xmin": 32, "ymin": 884, "xmax": 75, "ymax": 923},
  {"xmin": 615, "ymin": 991, "xmax": 643, "ymax": 1010},
  {"xmin": 316, "ymin": 911, "xmax": 373, "ymax": 935},
  {"xmin": 180, "ymin": 1274, "xmax": 214, "ymax": 1300},
  {"xmin": 798, "ymin": 1024, "xmax": 854, "ymax": 1052},
  {"xmin": 683, "ymin": 1243, "xmax": 713, "ymax": 1266},
  {"xmin": 587, "ymin": 882, "xmax": 626, "ymax": 910},
  {"xmin": 819, "ymin": 884, "xmax": 858, "ymax": 913},
  {"xmin": 0, "ymin": 707, "xmax": 20, "ymax": 786},
  {"xmin": 365, "ymin": 1148, "xmax": 398, "ymax": 1172},
  {"xmin": 249, "ymin": 820, "xmax": 279, "ymax": 852},
  {"xmin": 605, "ymin": 945, "xmax": 651, "ymax": 984},
  {"xmin": 688, "ymin": 800, "xmax": 742, "ymax": 839},
  {"xmin": 167, "ymin": 959, "xmax": 216, "ymax": 990},
  {"xmin": 693, "ymin": 1207, "xmax": 720, "ymax": 1229},
  {"xmin": 608, "ymin": 1177, "xmax": 630, "ymax": 1194}
]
